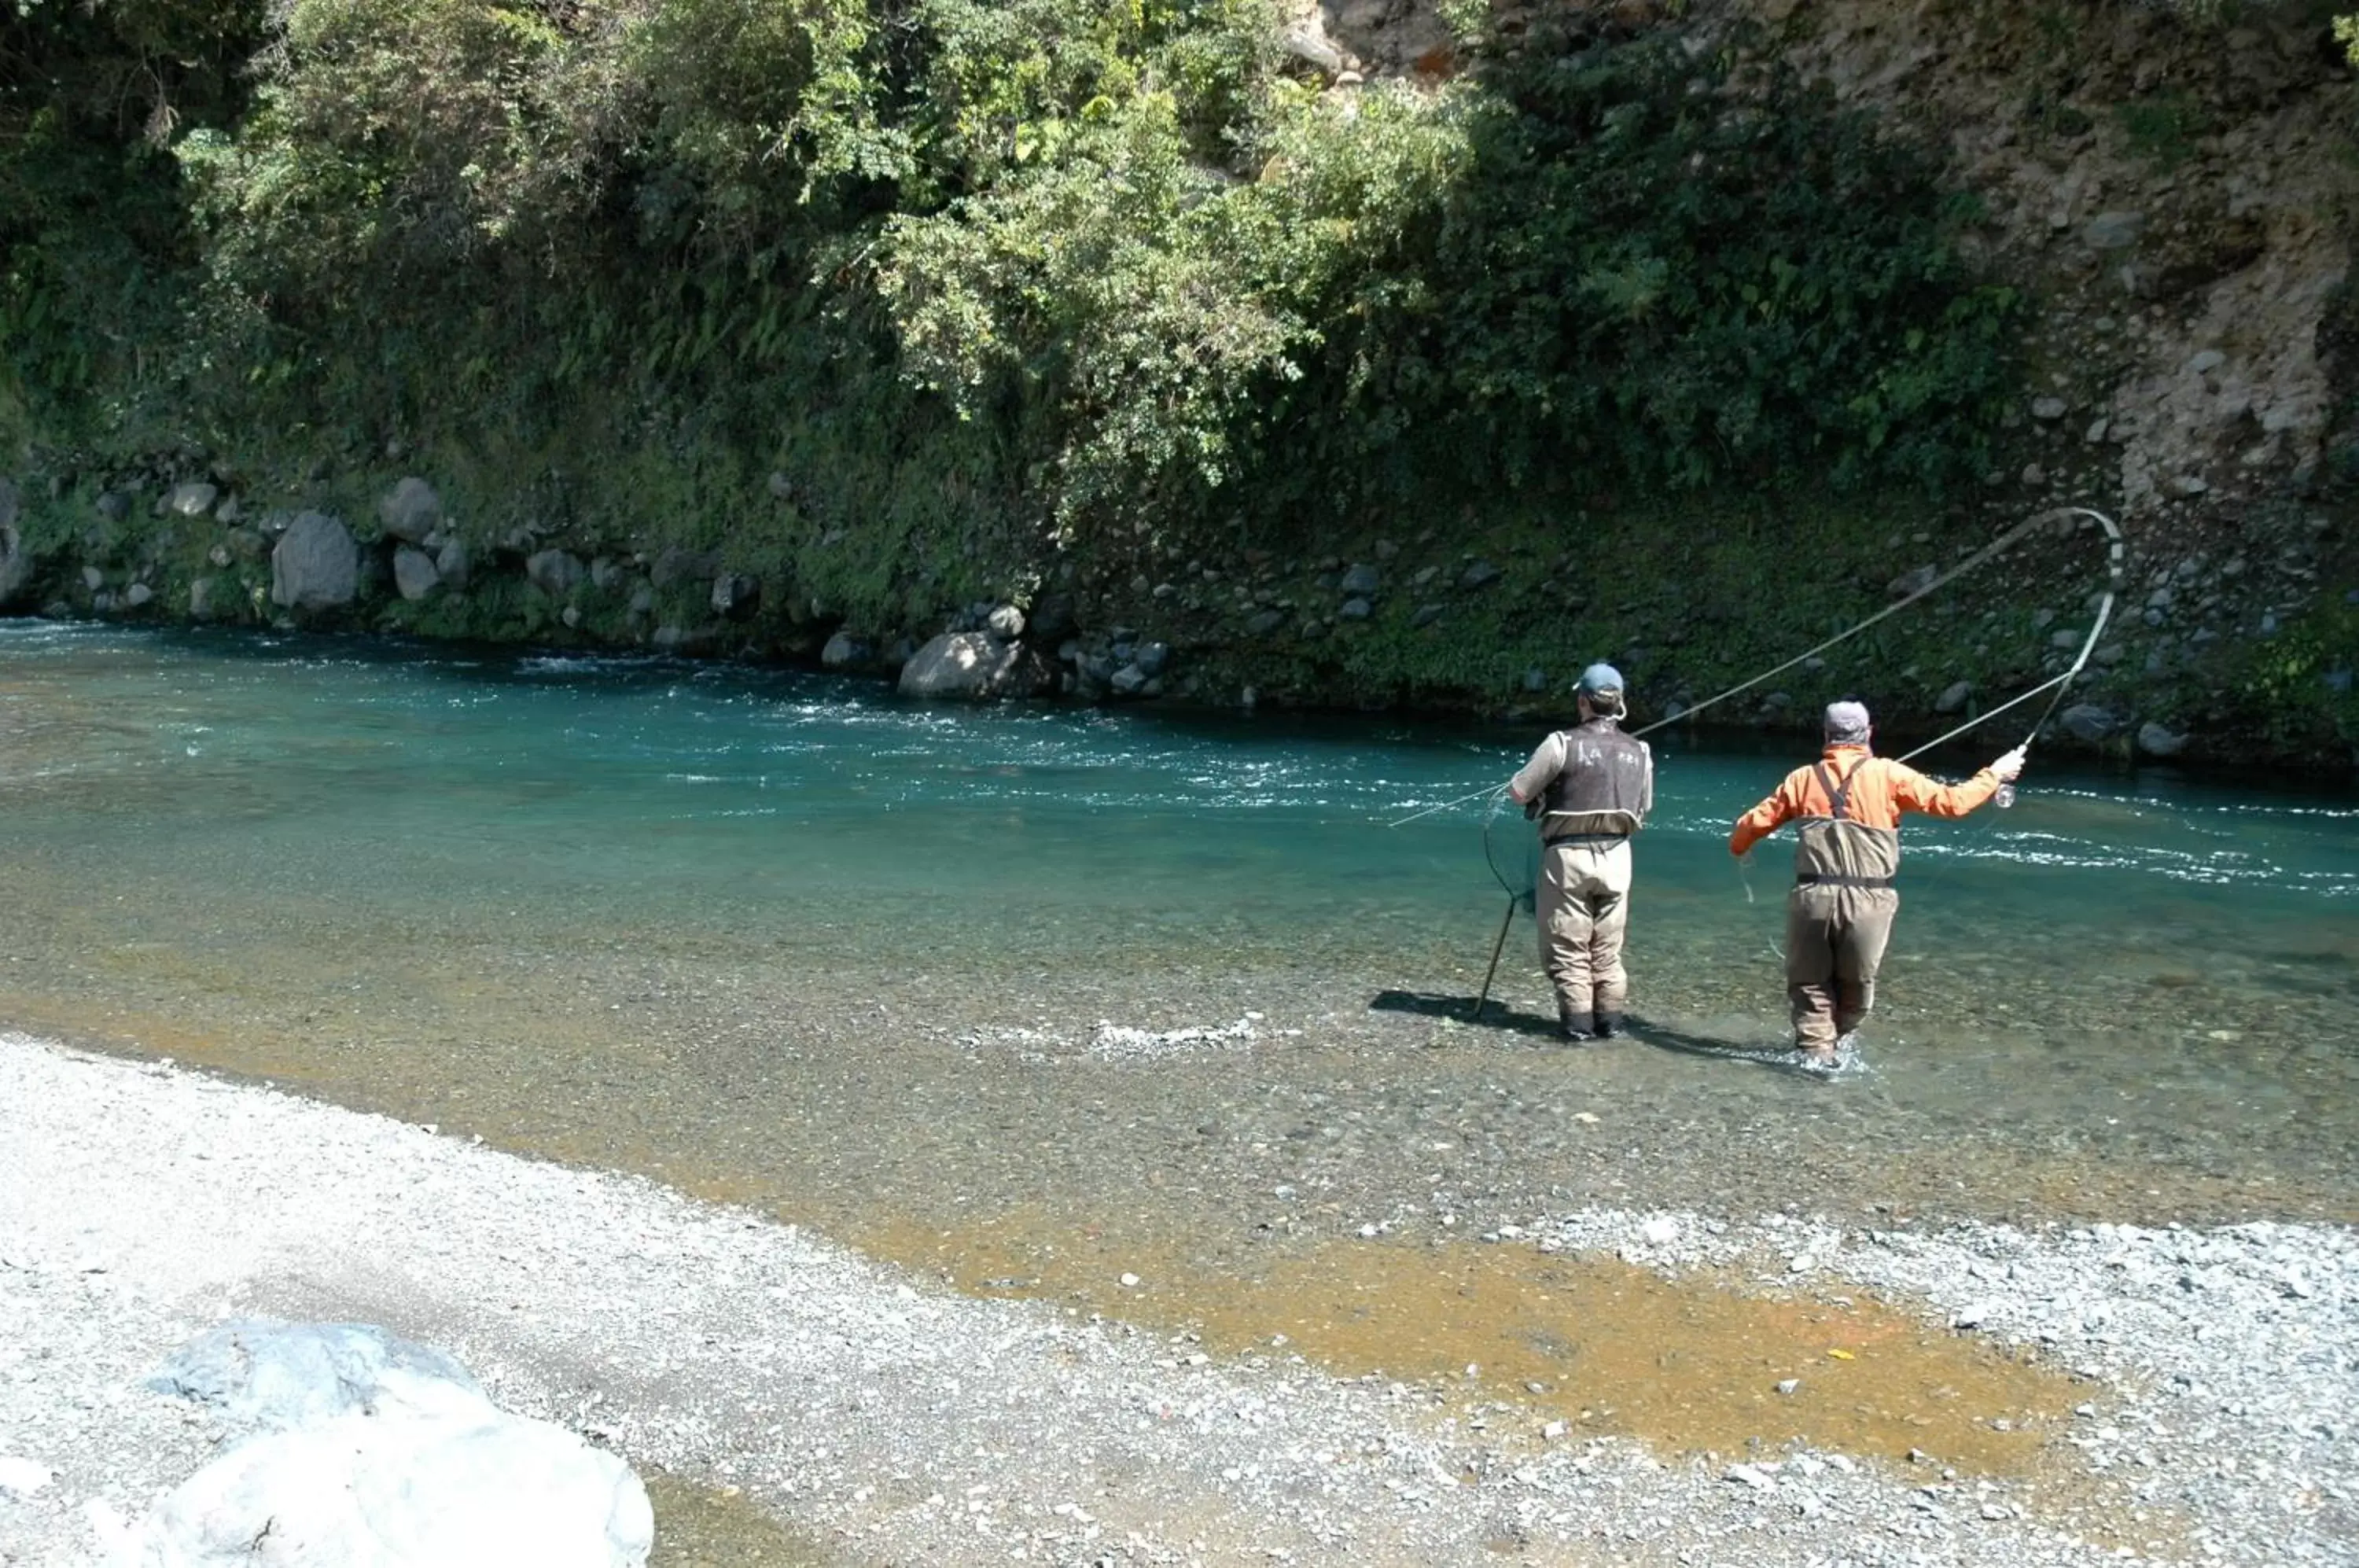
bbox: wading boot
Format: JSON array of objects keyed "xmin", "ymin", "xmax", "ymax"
[
  {"xmin": 1559, "ymin": 1005, "xmax": 1596, "ymax": 1042},
  {"xmin": 1593, "ymin": 1013, "xmax": 1623, "ymax": 1040}
]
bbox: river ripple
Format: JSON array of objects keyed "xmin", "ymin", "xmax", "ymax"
[{"xmin": 2, "ymin": 621, "xmax": 2353, "ymax": 1457}]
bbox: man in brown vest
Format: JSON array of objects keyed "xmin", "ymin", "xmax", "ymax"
[
  {"xmin": 1507, "ymin": 664, "xmax": 1654, "ymax": 1041},
  {"xmin": 1730, "ymin": 700, "xmax": 2026, "ymax": 1063}
]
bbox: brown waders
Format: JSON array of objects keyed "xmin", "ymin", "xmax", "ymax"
[
  {"xmin": 1784, "ymin": 757, "xmax": 1903, "ymax": 1053},
  {"xmin": 1785, "ymin": 882, "xmax": 1897, "ymax": 1050},
  {"xmin": 1540, "ymin": 837, "xmax": 1633, "ymax": 1036}
]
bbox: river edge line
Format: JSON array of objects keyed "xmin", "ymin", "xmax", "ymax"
[
  {"xmin": 5, "ymin": 613, "xmax": 2351, "ymax": 797},
  {"xmin": 5, "ymin": 1031, "xmax": 2353, "ymax": 1566}
]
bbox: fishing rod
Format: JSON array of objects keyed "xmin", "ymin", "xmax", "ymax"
[
  {"xmin": 1387, "ymin": 504, "xmax": 2066, "ymax": 833},
  {"xmin": 1448, "ymin": 502, "xmax": 2126, "ymax": 1022},
  {"xmin": 1896, "ymin": 506, "xmax": 2126, "ymax": 767}
]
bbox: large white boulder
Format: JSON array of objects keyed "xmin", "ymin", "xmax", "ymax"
[
  {"xmin": 897, "ymin": 631, "xmax": 1050, "ymax": 700},
  {"xmin": 105, "ymin": 1323, "xmax": 650, "ymax": 1568}
]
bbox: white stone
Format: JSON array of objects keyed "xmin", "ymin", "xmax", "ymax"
[
  {"xmin": 121, "ymin": 1322, "xmax": 651, "ymax": 1568},
  {"xmin": 165, "ymin": 482, "xmax": 219, "ymax": 518},
  {"xmin": 111, "ymin": 1405, "xmax": 650, "ymax": 1568},
  {"xmin": 898, "ymin": 631, "xmax": 1048, "ymax": 701},
  {"xmin": 0, "ymin": 1455, "xmax": 52, "ymax": 1496}
]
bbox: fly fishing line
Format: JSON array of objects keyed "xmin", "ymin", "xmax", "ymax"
[{"xmin": 1420, "ymin": 503, "xmax": 2127, "ymax": 1021}]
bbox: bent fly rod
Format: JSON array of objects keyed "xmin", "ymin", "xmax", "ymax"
[{"xmin": 1426, "ymin": 505, "xmax": 2126, "ymax": 1022}]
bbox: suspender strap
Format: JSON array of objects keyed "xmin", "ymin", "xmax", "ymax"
[{"xmin": 1812, "ymin": 756, "xmax": 1868, "ymax": 822}]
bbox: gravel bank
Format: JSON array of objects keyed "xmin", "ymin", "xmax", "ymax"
[{"xmin": 2, "ymin": 1033, "xmax": 2353, "ymax": 1566}]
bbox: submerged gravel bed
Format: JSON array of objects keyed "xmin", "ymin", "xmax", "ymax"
[{"xmin": 2, "ymin": 1032, "xmax": 2353, "ymax": 1566}]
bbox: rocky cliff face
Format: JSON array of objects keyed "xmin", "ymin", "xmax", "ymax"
[
  {"xmin": 1270, "ymin": 0, "xmax": 2353, "ymax": 761},
  {"xmin": 1316, "ymin": 0, "xmax": 2350, "ymax": 513}
]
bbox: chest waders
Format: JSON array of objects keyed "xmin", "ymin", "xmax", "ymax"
[
  {"xmin": 1792, "ymin": 757, "xmax": 1901, "ymax": 892},
  {"xmin": 1401, "ymin": 505, "xmax": 2123, "ymax": 1036},
  {"xmin": 1787, "ymin": 756, "xmax": 1903, "ymax": 1051}
]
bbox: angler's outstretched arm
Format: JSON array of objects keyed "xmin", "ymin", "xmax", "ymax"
[
  {"xmin": 1887, "ymin": 745, "xmax": 2026, "ymax": 818},
  {"xmin": 1730, "ymin": 779, "xmax": 1799, "ymax": 857}
]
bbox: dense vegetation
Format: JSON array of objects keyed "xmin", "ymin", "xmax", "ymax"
[
  {"xmin": 4, "ymin": 0, "xmax": 2020, "ymax": 595},
  {"xmin": 13, "ymin": 0, "xmax": 2342, "ymax": 764}
]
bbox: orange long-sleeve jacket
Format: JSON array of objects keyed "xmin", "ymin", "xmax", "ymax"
[{"xmin": 1728, "ymin": 744, "xmax": 2000, "ymax": 858}]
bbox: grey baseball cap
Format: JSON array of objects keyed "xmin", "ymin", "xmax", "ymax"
[
  {"xmin": 1823, "ymin": 700, "xmax": 1872, "ymax": 742},
  {"xmin": 1578, "ymin": 662, "xmax": 1625, "ymax": 697}
]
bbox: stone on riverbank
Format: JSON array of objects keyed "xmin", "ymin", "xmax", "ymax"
[
  {"xmin": 435, "ymin": 538, "xmax": 471, "ymax": 590},
  {"xmin": 711, "ymin": 572, "xmax": 760, "ymax": 620},
  {"xmin": 378, "ymin": 478, "xmax": 441, "ymax": 545},
  {"xmin": 650, "ymin": 547, "xmax": 720, "ymax": 591},
  {"xmin": 394, "ymin": 547, "xmax": 442, "ymax": 602},
  {"xmin": 899, "ymin": 631, "xmax": 1051, "ymax": 700},
  {"xmin": 528, "ymin": 549, "xmax": 587, "ymax": 598},
  {"xmin": 161, "ymin": 482, "xmax": 218, "ymax": 519},
  {"xmin": 270, "ymin": 513, "xmax": 359, "ymax": 611},
  {"xmin": 102, "ymin": 1321, "xmax": 652, "ymax": 1568},
  {"xmin": 2059, "ymin": 703, "xmax": 2121, "ymax": 742},
  {"xmin": 1887, "ymin": 565, "xmax": 1938, "ymax": 598},
  {"xmin": 0, "ymin": 478, "xmax": 29, "ymax": 607}
]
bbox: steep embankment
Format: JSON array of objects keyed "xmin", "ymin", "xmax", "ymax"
[{"xmin": 0, "ymin": 0, "xmax": 2351, "ymax": 767}]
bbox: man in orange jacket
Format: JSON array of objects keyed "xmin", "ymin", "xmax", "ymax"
[{"xmin": 1730, "ymin": 701, "xmax": 2025, "ymax": 1063}]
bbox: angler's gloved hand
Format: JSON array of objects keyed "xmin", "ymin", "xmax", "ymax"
[
  {"xmin": 1522, "ymin": 795, "xmax": 1543, "ymax": 821},
  {"xmin": 1992, "ymin": 745, "xmax": 2027, "ymax": 782}
]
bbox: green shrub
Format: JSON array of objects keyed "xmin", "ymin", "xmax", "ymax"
[{"xmin": 9, "ymin": 0, "xmax": 2023, "ymax": 637}]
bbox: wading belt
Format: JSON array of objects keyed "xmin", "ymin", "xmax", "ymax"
[
  {"xmin": 1544, "ymin": 831, "xmax": 1629, "ymax": 847},
  {"xmin": 1797, "ymin": 757, "xmax": 1897, "ymax": 891}
]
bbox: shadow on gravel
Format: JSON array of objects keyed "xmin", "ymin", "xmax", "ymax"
[
  {"xmin": 1367, "ymin": 989, "xmax": 1560, "ymax": 1040},
  {"xmin": 1368, "ymin": 992, "xmax": 1827, "ymax": 1077},
  {"xmin": 1617, "ymin": 1018, "xmax": 1827, "ymax": 1076}
]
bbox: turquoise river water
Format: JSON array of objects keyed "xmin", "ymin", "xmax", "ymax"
[{"xmin": 3, "ymin": 620, "xmax": 2357, "ymax": 1266}]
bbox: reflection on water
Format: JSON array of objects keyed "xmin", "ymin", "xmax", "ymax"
[{"xmin": 3, "ymin": 620, "xmax": 2356, "ymax": 1455}]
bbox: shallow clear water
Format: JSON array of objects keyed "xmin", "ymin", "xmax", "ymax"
[{"xmin": 3, "ymin": 620, "xmax": 2356, "ymax": 1235}]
